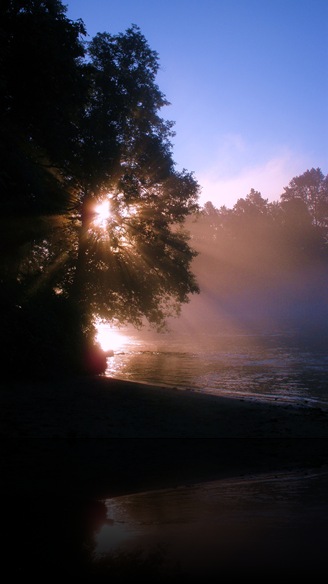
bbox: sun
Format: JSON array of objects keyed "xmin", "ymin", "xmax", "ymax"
[
  {"xmin": 95, "ymin": 322, "xmax": 129, "ymax": 353},
  {"xmin": 94, "ymin": 199, "xmax": 111, "ymax": 228}
]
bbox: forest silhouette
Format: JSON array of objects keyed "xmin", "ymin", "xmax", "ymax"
[
  {"xmin": 183, "ymin": 171, "xmax": 328, "ymax": 338},
  {"xmin": 1, "ymin": 1, "xmax": 327, "ymax": 379}
]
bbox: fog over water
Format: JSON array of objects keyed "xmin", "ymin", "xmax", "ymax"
[
  {"xmin": 102, "ymin": 194, "xmax": 328, "ymax": 408},
  {"xmin": 104, "ymin": 283, "xmax": 328, "ymax": 409}
]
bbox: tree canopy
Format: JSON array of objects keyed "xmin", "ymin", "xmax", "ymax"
[{"xmin": 0, "ymin": 0, "xmax": 200, "ymax": 377}]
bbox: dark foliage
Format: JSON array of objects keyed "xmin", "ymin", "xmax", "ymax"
[{"xmin": 0, "ymin": 1, "xmax": 200, "ymax": 378}]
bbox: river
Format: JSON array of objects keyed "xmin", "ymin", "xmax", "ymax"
[{"xmin": 102, "ymin": 328, "xmax": 328, "ymax": 410}]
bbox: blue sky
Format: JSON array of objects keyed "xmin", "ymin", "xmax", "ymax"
[{"xmin": 65, "ymin": 0, "xmax": 328, "ymax": 209}]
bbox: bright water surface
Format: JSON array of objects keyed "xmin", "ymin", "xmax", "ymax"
[{"xmin": 104, "ymin": 329, "xmax": 328, "ymax": 410}]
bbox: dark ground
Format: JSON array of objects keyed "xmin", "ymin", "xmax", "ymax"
[{"xmin": 1, "ymin": 375, "xmax": 328, "ymax": 580}]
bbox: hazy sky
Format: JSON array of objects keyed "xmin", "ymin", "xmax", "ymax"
[{"xmin": 65, "ymin": 0, "xmax": 328, "ymax": 209}]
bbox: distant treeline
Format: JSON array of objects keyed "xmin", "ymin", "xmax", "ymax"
[{"xmin": 184, "ymin": 168, "xmax": 328, "ymax": 335}]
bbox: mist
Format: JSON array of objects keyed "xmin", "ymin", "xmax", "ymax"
[
  {"xmin": 171, "ymin": 257, "xmax": 328, "ymax": 342},
  {"xmin": 167, "ymin": 186, "xmax": 328, "ymax": 348}
]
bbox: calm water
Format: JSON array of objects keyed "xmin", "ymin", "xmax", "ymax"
[
  {"xmin": 7, "ymin": 467, "xmax": 328, "ymax": 578},
  {"xmin": 104, "ymin": 329, "xmax": 328, "ymax": 409},
  {"xmin": 93, "ymin": 466, "xmax": 328, "ymax": 577}
]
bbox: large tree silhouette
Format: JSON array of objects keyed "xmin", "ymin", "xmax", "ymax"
[
  {"xmin": 70, "ymin": 27, "xmax": 200, "ymax": 332},
  {"xmin": 0, "ymin": 1, "xmax": 200, "ymax": 377}
]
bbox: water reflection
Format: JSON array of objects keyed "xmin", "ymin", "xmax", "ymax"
[
  {"xmin": 92, "ymin": 467, "xmax": 328, "ymax": 577},
  {"xmin": 4, "ymin": 468, "xmax": 328, "ymax": 579}
]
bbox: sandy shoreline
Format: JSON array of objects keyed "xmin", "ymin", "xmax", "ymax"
[{"xmin": 1, "ymin": 374, "xmax": 328, "ymax": 498}]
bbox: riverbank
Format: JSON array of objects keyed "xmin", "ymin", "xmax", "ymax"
[
  {"xmin": 1, "ymin": 375, "xmax": 328, "ymax": 579},
  {"xmin": 1, "ymin": 375, "xmax": 328, "ymax": 498}
]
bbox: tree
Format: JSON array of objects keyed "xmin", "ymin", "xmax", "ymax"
[
  {"xmin": 65, "ymin": 26, "xmax": 200, "ymax": 340},
  {"xmin": 280, "ymin": 168, "xmax": 328, "ymax": 232},
  {"xmin": 0, "ymin": 1, "xmax": 91, "ymax": 376},
  {"xmin": 0, "ymin": 0, "xmax": 87, "ymax": 295},
  {"xmin": 0, "ymin": 3, "xmax": 200, "ymax": 377}
]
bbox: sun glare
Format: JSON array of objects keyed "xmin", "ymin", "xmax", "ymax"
[
  {"xmin": 94, "ymin": 199, "xmax": 111, "ymax": 228},
  {"xmin": 96, "ymin": 322, "xmax": 129, "ymax": 353}
]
